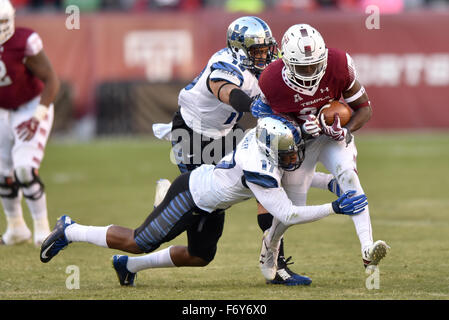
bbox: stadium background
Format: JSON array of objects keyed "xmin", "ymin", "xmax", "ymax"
[
  {"xmin": 1, "ymin": 0, "xmax": 449, "ymax": 301},
  {"xmin": 12, "ymin": 0, "xmax": 449, "ymax": 137}
]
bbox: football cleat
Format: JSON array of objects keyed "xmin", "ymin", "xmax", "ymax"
[
  {"xmin": 363, "ymin": 240, "xmax": 390, "ymax": 268},
  {"xmin": 112, "ymin": 255, "xmax": 136, "ymax": 286},
  {"xmin": 154, "ymin": 179, "xmax": 171, "ymax": 208},
  {"xmin": 40, "ymin": 215, "xmax": 75, "ymax": 263},
  {"xmin": 259, "ymin": 230, "xmax": 279, "ymax": 281},
  {"xmin": 0, "ymin": 227, "xmax": 32, "ymax": 245},
  {"xmin": 267, "ymin": 256, "xmax": 312, "ymax": 286}
]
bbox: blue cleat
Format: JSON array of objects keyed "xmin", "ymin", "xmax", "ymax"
[
  {"xmin": 112, "ymin": 255, "xmax": 136, "ymax": 286},
  {"xmin": 40, "ymin": 215, "xmax": 75, "ymax": 263},
  {"xmin": 267, "ymin": 256, "xmax": 312, "ymax": 286}
]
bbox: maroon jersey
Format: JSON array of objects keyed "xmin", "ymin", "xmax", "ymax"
[
  {"xmin": 0, "ymin": 27, "xmax": 44, "ymax": 110},
  {"xmin": 259, "ymin": 48, "xmax": 355, "ymax": 125}
]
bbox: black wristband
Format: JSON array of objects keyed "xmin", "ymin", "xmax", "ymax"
[{"xmin": 228, "ymin": 88, "xmax": 253, "ymax": 112}]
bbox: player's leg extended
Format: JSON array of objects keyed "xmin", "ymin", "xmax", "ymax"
[
  {"xmin": 11, "ymin": 101, "xmax": 54, "ymax": 246},
  {"xmin": 319, "ymin": 138, "xmax": 389, "ymax": 267},
  {"xmin": 133, "ymin": 172, "xmax": 207, "ymax": 265}
]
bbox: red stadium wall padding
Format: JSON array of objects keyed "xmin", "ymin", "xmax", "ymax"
[{"xmin": 15, "ymin": 10, "xmax": 449, "ymax": 129}]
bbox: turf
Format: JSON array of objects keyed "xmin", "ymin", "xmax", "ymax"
[{"xmin": 0, "ymin": 132, "xmax": 448, "ymax": 300}]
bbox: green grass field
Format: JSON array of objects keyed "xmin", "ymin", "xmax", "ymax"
[{"xmin": 1, "ymin": 132, "xmax": 448, "ymax": 300}]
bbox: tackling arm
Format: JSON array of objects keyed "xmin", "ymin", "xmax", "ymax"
[
  {"xmin": 209, "ymin": 79, "xmax": 253, "ymax": 112},
  {"xmin": 249, "ymin": 182, "xmax": 335, "ymax": 226},
  {"xmin": 249, "ymin": 182, "xmax": 367, "ymax": 226}
]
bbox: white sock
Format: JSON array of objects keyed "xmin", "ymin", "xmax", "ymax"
[
  {"xmin": 25, "ymin": 193, "xmax": 48, "ymax": 221},
  {"xmin": 337, "ymin": 170, "xmax": 373, "ymax": 252},
  {"xmin": 65, "ymin": 223, "xmax": 111, "ymax": 248},
  {"xmin": 126, "ymin": 246, "xmax": 175, "ymax": 273},
  {"xmin": 1, "ymin": 192, "xmax": 24, "ymax": 219},
  {"xmin": 1, "ymin": 193, "xmax": 29, "ymax": 230},
  {"xmin": 351, "ymin": 207, "xmax": 373, "ymax": 252},
  {"xmin": 267, "ymin": 218, "xmax": 288, "ymax": 250}
]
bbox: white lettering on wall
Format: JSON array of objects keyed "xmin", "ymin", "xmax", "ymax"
[
  {"xmin": 353, "ymin": 53, "xmax": 449, "ymax": 87},
  {"xmin": 124, "ymin": 30, "xmax": 192, "ymax": 81}
]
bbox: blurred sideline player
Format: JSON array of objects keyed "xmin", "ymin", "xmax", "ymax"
[
  {"xmin": 40, "ymin": 114, "xmax": 368, "ymax": 286},
  {"xmin": 0, "ymin": 0, "xmax": 60, "ymax": 246},
  {"xmin": 152, "ymin": 16, "xmax": 341, "ymax": 285},
  {"xmin": 252, "ymin": 24, "xmax": 390, "ymax": 270}
]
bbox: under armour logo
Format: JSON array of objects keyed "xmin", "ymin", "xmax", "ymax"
[
  {"xmin": 294, "ymin": 94, "xmax": 303, "ymax": 102},
  {"xmin": 320, "ymin": 87, "xmax": 329, "ymax": 93}
]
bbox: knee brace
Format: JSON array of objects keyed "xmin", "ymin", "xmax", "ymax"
[
  {"xmin": 0, "ymin": 176, "xmax": 19, "ymax": 199},
  {"xmin": 14, "ymin": 167, "xmax": 45, "ymax": 200}
]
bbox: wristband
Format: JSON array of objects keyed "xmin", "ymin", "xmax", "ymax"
[{"xmin": 34, "ymin": 104, "xmax": 48, "ymax": 122}]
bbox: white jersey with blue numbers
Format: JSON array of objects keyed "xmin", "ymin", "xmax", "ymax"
[
  {"xmin": 189, "ymin": 128, "xmax": 282, "ymax": 211},
  {"xmin": 189, "ymin": 129, "xmax": 335, "ymax": 226},
  {"xmin": 179, "ymin": 48, "xmax": 261, "ymax": 139}
]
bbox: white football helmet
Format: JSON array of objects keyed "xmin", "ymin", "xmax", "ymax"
[
  {"xmin": 256, "ymin": 114, "xmax": 305, "ymax": 171},
  {"xmin": 281, "ymin": 24, "xmax": 328, "ymax": 90},
  {"xmin": 0, "ymin": 0, "xmax": 14, "ymax": 45},
  {"xmin": 226, "ymin": 16, "xmax": 277, "ymax": 74}
]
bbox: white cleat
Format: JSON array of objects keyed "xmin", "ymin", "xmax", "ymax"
[
  {"xmin": 363, "ymin": 240, "xmax": 390, "ymax": 269},
  {"xmin": 259, "ymin": 230, "xmax": 280, "ymax": 281},
  {"xmin": 154, "ymin": 179, "xmax": 171, "ymax": 208},
  {"xmin": 0, "ymin": 227, "xmax": 32, "ymax": 245}
]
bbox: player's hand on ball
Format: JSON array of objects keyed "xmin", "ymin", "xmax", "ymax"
[
  {"xmin": 332, "ymin": 190, "xmax": 368, "ymax": 215},
  {"xmin": 302, "ymin": 114, "xmax": 321, "ymax": 137},
  {"xmin": 320, "ymin": 113, "xmax": 347, "ymax": 141},
  {"xmin": 251, "ymin": 98, "xmax": 273, "ymax": 118},
  {"xmin": 15, "ymin": 117, "xmax": 40, "ymax": 141}
]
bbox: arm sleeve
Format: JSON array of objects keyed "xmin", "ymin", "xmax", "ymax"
[
  {"xmin": 345, "ymin": 53, "xmax": 357, "ymax": 91},
  {"xmin": 247, "ymin": 181, "xmax": 335, "ymax": 226},
  {"xmin": 310, "ymin": 172, "xmax": 334, "ymax": 190},
  {"xmin": 25, "ymin": 32, "xmax": 43, "ymax": 57},
  {"xmin": 228, "ymin": 88, "xmax": 253, "ymax": 112}
]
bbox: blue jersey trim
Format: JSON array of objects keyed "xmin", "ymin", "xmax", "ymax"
[
  {"xmin": 243, "ymin": 170, "xmax": 279, "ymax": 188},
  {"xmin": 210, "ymin": 61, "xmax": 244, "ymax": 86},
  {"xmin": 215, "ymin": 149, "xmax": 237, "ymax": 169}
]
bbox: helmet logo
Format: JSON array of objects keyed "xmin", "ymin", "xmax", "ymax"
[
  {"xmin": 230, "ymin": 24, "xmax": 248, "ymax": 42},
  {"xmin": 304, "ymin": 45, "xmax": 312, "ymax": 57}
]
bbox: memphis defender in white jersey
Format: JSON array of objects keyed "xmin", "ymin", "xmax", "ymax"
[
  {"xmin": 179, "ymin": 47, "xmax": 261, "ymax": 139},
  {"xmin": 190, "ymin": 129, "xmax": 281, "ymax": 213},
  {"xmin": 39, "ymin": 115, "xmax": 367, "ymax": 287}
]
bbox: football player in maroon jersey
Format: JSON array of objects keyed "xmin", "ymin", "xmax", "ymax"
[
  {"xmin": 252, "ymin": 24, "xmax": 390, "ymax": 270},
  {"xmin": 0, "ymin": 0, "xmax": 60, "ymax": 246}
]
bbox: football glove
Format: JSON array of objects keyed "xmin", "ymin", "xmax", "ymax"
[
  {"xmin": 302, "ymin": 114, "xmax": 321, "ymax": 137},
  {"xmin": 15, "ymin": 104, "xmax": 48, "ymax": 141},
  {"xmin": 332, "ymin": 190, "xmax": 368, "ymax": 215},
  {"xmin": 251, "ymin": 98, "xmax": 273, "ymax": 118},
  {"xmin": 320, "ymin": 113, "xmax": 347, "ymax": 142}
]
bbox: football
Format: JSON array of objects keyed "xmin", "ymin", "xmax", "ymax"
[{"xmin": 318, "ymin": 100, "xmax": 352, "ymax": 126}]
